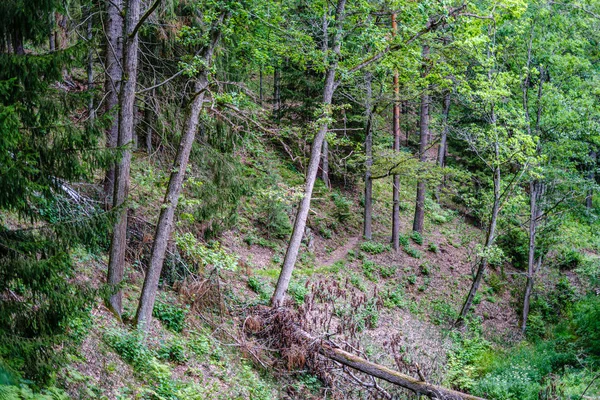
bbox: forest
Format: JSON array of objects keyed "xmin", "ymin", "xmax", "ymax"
[{"xmin": 1, "ymin": 0, "xmax": 600, "ymax": 398}]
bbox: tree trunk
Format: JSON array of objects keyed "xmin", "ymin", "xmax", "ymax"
[
  {"xmin": 272, "ymin": 0, "xmax": 347, "ymax": 307},
  {"xmin": 144, "ymin": 91, "xmax": 153, "ymax": 153},
  {"xmin": 413, "ymin": 45, "xmax": 430, "ymax": 234},
  {"xmin": 273, "ymin": 66, "xmax": 281, "ymax": 120},
  {"xmin": 363, "ymin": 72, "xmax": 374, "ymax": 240},
  {"xmin": 106, "ymin": 0, "xmax": 141, "ymax": 318},
  {"xmin": 322, "ymin": 139, "xmax": 330, "ymax": 188},
  {"xmin": 103, "ymin": 0, "xmax": 124, "ymax": 208},
  {"xmin": 135, "ymin": 11, "xmax": 227, "ymax": 330},
  {"xmin": 86, "ymin": 6, "xmax": 94, "ymax": 119},
  {"xmin": 522, "ymin": 181, "xmax": 543, "ymax": 333},
  {"xmin": 456, "ymin": 152, "xmax": 500, "ymax": 325},
  {"xmin": 391, "ymin": 13, "xmax": 401, "ymax": 251},
  {"xmin": 135, "ymin": 77, "xmax": 207, "ymax": 329},
  {"xmin": 259, "ymin": 309, "xmax": 485, "ymax": 400},
  {"xmin": 259, "ymin": 67, "xmax": 263, "ymax": 105},
  {"xmin": 435, "ymin": 90, "xmax": 450, "ymax": 201}
]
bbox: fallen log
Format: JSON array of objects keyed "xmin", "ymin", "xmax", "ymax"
[
  {"xmin": 248, "ymin": 307, "xmax": 486, "ymax": 400},
  {"xmin": 319, "ymin": 341, "xmax": 485, "ymax": 400}
]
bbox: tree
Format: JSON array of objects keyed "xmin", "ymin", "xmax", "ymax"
[
  {"xmin": 0, "ymin": 0, "xmax": 106, "ymax": 382},
  {"xmin": 106, "ymin": 0, "xmax": 142, "ymax": 317},
  {"xmin": 272, "ymin": 0, "xmax": 348, "ymax": 306},
  {"xmin": 135, "ymin": 8, "xmax": 230, "ymax": 330},
  {"xmin": 102, "ymin": 0, "xmax": 123, "ymax": 207}
]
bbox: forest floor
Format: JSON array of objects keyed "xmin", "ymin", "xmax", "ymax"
[{"xmin": 56, "ymin": 152, "xmax": 594, "ymax": 399}]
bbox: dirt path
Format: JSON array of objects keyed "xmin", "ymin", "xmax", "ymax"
[{"xmin": 319, "ymin": 236, "xmax": 360, "ymax": 266}]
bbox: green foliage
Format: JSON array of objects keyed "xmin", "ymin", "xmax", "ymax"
[
  {"xmin": 553, "ymin": 248, "xmax": 586, "ymax": 270},
  {"xmin": 428, "ymin": 242, "xmax": 439, "ymax": 253},
  {"xmin": 410, "ymin": 231, "xmax": 423, "ymax": 245},
  {"xmin": 383, "ymin": 285, "xmax": 406, "ymax": 309},
  {"xmin": 378, "ymin": 264, "xmax": 396, "ymax": 279},
  {"xmin": 331, "ymin": 192, "xmax": 352, "ymax": 223},
  {"xmin": 397, "ymin": 235, "xmax": 410, "ymax": 247},
  {"xmin": 247, "ymin": 277, "xmax": 270, "ymax": 302},
  {"xmin": 431, "ymin": 300, "xmax": 457, "ymax": 326},
  {"xmin": 256, "ymin": 197, "xmax": 292, "ymax": 239},
  {"xmin": 403, "ymin": 245, "xmax": 422, "ymax": 259},
  {"xmin": 288, "ymin": 280, "xmax": 308, "ymax": 305},
  {"xmin": 360, "ymin": 241, "xmax": 390, "ymax": 254},
  {"xmin": 362, "ymin": 259, "xmax": 377, "ymax": 281},
  {"xmin": 153, "ymin": 301, "xmax": 189, "ymax": 333},
  {"xmin": 573, "ymin": 295, "xmax": 600, "ymax": 364},
  {"xmin": 175, "ymin": 233, "xmax": 238, "ymax": 273},
  {"xmin": 158, "ymin": 339, "xmax": 188, "ymax": 364}
]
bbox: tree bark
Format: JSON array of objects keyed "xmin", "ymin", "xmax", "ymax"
[
  {"xmin": 363, "ymin": 72, "xmax": 374, "ymax": 240},
  {"xmin": 135, "ymin": 12, "xmax": 228, "ymax": 330},
  {"xmin": 106, "ymin": 0, "xmax": 141, "ymax": 318},
  {"xmin": 322, "ymin": 344, "xmax": 485, "ymax": 399},
  {"xmin": 273, "ymin": 314, "xmax": 486, "ymax": 400},
  {"xmin": 135, "ymin": 77, "xmax": 207, "ymax": 330},
  {"xmin": 322, "ymin": 139, "xmax": 330, "ymax": 188},
  {"xmin": 271, "ymin": 0, "xmax": 347, "ymax": 307},
  {"xmin": 391, "ymin": 13, "xmax": 401, "ymax": 251},
  {"xmin": 413, "ymin": 45, "xmax": 430, "ymax": 234},
  {"xmin": 521, "ymin": 180, "xmax": 543, "ymax": 333},
  {"xmin": 103, "ymin": 0, "xmax": 124, "ymax": 208},
  {"xmin": 86, "ymin": 6, "xmax": 94, "ymax": 119},
  {"xmin": 273, "ymin": 66, "xmax": 281, "ymax": 121},
  {"xmin": 456, "ymin": 140, "xmax": 500, "ymax": 325},
  {"xmin": 435, "ymin": 90, "xmax": 450, "ymax": 201}
]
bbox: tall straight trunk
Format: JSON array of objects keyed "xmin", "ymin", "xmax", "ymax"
[
  {"xmin": 391, "ymin": 13, "xmax": 401, "ymax": 251},
  {"xmin": 49, "ymin": 12, "xmax": 56, "ymax": 51},
  {"xmin": 522, "ymin": 180, "xmax": 543, "ymax": 333},
  {"xmin": 273, "ymin": 67, "xmax": 281, "ymax": 121},
  {"xmin": 103, "ymin": 0, "xmax": 124, "ymax": 207},
  {"xmin": 321, "ymin": 140, "xmax": 330, "ymax": 187},
  {"xmin": 259, "ymin": 68, "xmax": 263, "ymax": 105},
  {"xmin": 86, "ymin": 6, "xmax": 94, "ymax": 119},
  {"xmin": 135, "ymin": 77, "xmax": 207, "ymax": 329},
  {"xmin": 144, "ymin": 91, "xmax": 153, "ymax": 153},
  {"xmin": 363, "ymin": 72, "xmax": 374, "ymax": 240},
  {"xmin": 457, "ymin": 138, "xmax": 500, "ymax": 325},
  {"xmin": 272, "ymin": 0, "xmax": 347, "ymax": 307},
  {"xmin": 106, "ymin": 0, "xmax": 141, "ymax": 317},
  {"xmin": 413, "ymin": 45, "xmax": 430, "ymax": 233},
  {"xmin": 135, "ymin": 12, "xmax": 227, "ymax": 330},
  {"xmin": 435, "ymin": 91, "xmax": 450, "ymax": 201},
  {"xmin": 13, "ymin": 29, "xmax": 24, "ymax": 55}
]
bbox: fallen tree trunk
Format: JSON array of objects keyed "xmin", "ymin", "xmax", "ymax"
[
  {"xmin": 249, "ymin": 307, "xmax": 486, "ymax": 400},
  {"xmin": 320, "ymin": 342, "xmax": 485, "ymax": 400}
]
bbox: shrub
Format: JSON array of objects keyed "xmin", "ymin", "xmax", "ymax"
[
  {"xmin": 554, "ymin": 248, "xmax": 586, "ymax": 270},
  {"xmin": 410, "ymin": 231, "xmax": 423, "ymax": 245},
  {"xmin": 383, "ymin": 285, "xmax": 405, "ymax": 308},
  {"xmin": 428, "ymin": 242, "xmax": 439, "ymax": 253},
  {"xmin": 247, "ymin": 277, "xmax": 270, "ymax": 302},
  {"xmin": 360, "ymin": 241, "xmax": 390, "ymax": 254},
  {"xmin": 362, "ymin": 260, "xmax": 377, "ymax": 281},
  {"xmin": 288, "ymin": 280, "xmax": 309, "ymax": 305},
  {"xmin": 331, "ymin": 192, "xmax": 352, "ymax": 223},
  {"xmin": 378, "ymin": 264, "xmax": 396, "ymax": 279},
  {"xmin": 431, "ymin": 300, "xmax": 457, "ymax": 326},
  {"xmin": 398, "ymin": 235, "xmax": 410, "ymax": 247},
  {"xmin": 419, "ymin": 262, "xmax": 430, "ymax": 276},
  {"xmin": 158, "ymin": 339, "xmax": 188, "ymax": 364},
  {"xmin": 153, "ymin": 301, "xmax": 189, "ymax": 333},
  {"xmin": 403, "ymin": 245, "xmax": 422, "ymax": 259}
]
